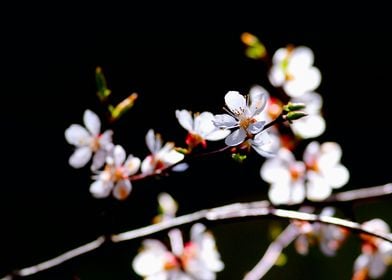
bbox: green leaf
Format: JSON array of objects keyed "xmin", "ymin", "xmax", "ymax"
[
  {"xmin": 232, "ymin": 153, "xmax": 247, "ymax": 163},
  {"xmin": 96, "ymin": 66, "xmax": 111, "ymax": 102},
  {"xmin": 283, "ymin": 102, "xmax": 306, "ymax": 112},
  {"xmin": 286, "ymin": 111, "xmax": 308, "ymax": 122}
]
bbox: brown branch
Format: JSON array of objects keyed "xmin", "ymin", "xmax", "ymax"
[{"xmin": 2, "ymin": 184, "xmax": 392, "ymax": 279}]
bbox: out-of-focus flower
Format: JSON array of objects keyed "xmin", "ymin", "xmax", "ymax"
[
  {"xmin": 90, "ymin": 145, "xmax": 140, "ymax": 200},
  {"xmin": 260, "ymin": 148, "xmax": 306, "ymax": 205},
  {"xmin": 261, "ymin": 141, "xmax": 349, "ymax": 204},
  {"xmin": 213, "ymin": 90, "xmax": 268, "ymax": 147},
  {"xmin": 291, "ymin": 92, "xmax": 325, "ymax": 138},
  {"xmin": 175, "ymin": 110, "xmax": 230, "ymax": 149},
  {"xmin": 269, "ymin": 46, "xmax": 321, "ymax": 98},
  {"xmin": 294, "ymin": 207, "xmax": 348, "ymax": 256},
  {"xmin": 303, "ymin": 141, "xmax": 349, "ymax": 201},
  {"xmin": 132, "ymin": 224, "xmax": 224, "ymax": 280},
  {"xmin": 153, "ymin": 192, "xmax": 179, "ymax": 223},
  {"xmin": 141, "ymin": 129, "xmax": 185, "ymax": 175},
  {"xmin": 65, "ymin": 109, "xmax": 113, "ymax": 170},
  {"xmin": 353, "ymin": 219, "xmax": 392, "ymax": 280}
]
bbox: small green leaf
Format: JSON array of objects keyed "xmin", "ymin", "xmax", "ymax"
[
  {"xmin": 96, "ymin": 66, "xmax": 111, "ymax": 102},
  {"xmin": 232, "ymin": 153, "xmax": 247, "ymax": 163},
  {"xmin": 245, "ymin": 45, "xmax": 266, "ymax": 59}
]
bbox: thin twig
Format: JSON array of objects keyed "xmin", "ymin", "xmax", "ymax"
[
  {"xmin": 2, "ymin": 184, "xmax": 392, "ymax": 279},
  {"xmin": 243, "ymin": 223, "xmax": 300, "ymax": 280}
]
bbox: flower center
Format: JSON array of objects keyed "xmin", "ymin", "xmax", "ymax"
[{"xmin": 239, "ymin": 117, "xmax": 256, "ymax": 130}]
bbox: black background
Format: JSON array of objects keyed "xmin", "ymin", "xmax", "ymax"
[{"xmin": 1, "ymin": 9, "xmax": 392, "ymax": 280}]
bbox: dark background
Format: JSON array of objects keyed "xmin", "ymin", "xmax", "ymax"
[{"xmin": 1, "ymin": 12, "xmax": 392, "ymax": 280}]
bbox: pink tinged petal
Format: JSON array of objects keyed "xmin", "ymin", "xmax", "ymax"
[
  {"xmin": 303, "ymin": 141, "xmax": 320, "ymax": 164},
  {"xmin": 249, "ymin": 85, "xmax": 268, "ymax": 116},
  {"xmin": 172, "ymin": 163, "xmax": 189, "ymax": 172},
  {"xmin": 369, "ymin": 253, "xmax": 388, "ymax": 278},
  {"xmin": 306, "ymin": 171, "xmax": 331, "ymax": 201},
  {"xmin": 268, "ymin": 66, "xmax": 285, "ymax": 87},
  {"xmin": 113, "ymin": 180, "xmax": 132, "ymax": 200},
  {"xmin": 113, "ymin": 145, "xmax": 126, "ymax": 166},
  {"xmin": 212, "ymin": 114, "xmax": 237, "ymax": 129},
  {"xmin": 323, "ymin": 165, "xmax": 349, "ymax": 189},
  {"xmin": 69, "ymin": 146, "xmax": 92, "ymax": 168},
  {"xmin": 354, "ymin": 254, "xmax": 370, "ymax": 272},
  {"xmin": 89, "ymin": 180, "xmax": 112, "ymax": 198},
  {"xmin": 224, "ymin": 91, "xmax": 246, "ymax": 114},
  {"xmin": 176, "ymin": 109, "xmax": 194, "ymax": 132},
  {"xmin": 132, "ymin": 240, "xmax": 168, "ymax": 276},
  {"xmin": 248, "ymin": 121, "xmax": 265, "ymax": 134},
  {"xmin": 318, "ymin": 142, "xmax": 342, "ymax": 168},
  {"xmin": 124, "ymin": 155, "xmax": 141, "ymax": 176},
  {"xmin": 99, "ymin": 130, "xmax": 113, "ymax": 148},
  {"xmin": 260, "ymin": 158, "xmax": 291, "ymax": 184},
  {"xmin": 91, "ymin": 149, "xmax": 107, "ymax": 171},
  {"xmin": 278, "ymin": 147, "xmax": 296, "ymax": 163},
  {"xmin": 65, "ymin": 124, "xmax": 91, "ymax": 146},
  {"xmin": 225, "ymin": 128, "xmax": 246, "ymax": 146},
  {"xmin": 295, "ymin": 234, "xmax": 309, "ymax": 255},
  {"xmin": 83, "ymin": 109, "xmax": 101, "ymax": 136},
  {"xmin": 291, "ymin": 115, "xmax": 326, "ymax": 139}
]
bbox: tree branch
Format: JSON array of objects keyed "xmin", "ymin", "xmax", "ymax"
[{"xmin": 2, "ymin": 183, "xmax": 392, "ymax": 279}]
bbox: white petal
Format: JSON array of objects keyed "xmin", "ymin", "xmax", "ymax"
[
  {"xmin": 318, "ymin": 142, "xmax": 342, "ymax": 168},
  {"xmin": 291, "ymin": 115, "xmax": 326, "ymax": 139},
  {"xmin": 272, "ymin": 48, "xmax": 288, "ymax": 65},
  {"xmin": 323, "ymin": 165, "xmax": 350, "ymax": 189},
  {"xmin": 65, "ymin": 124, "xmax": 91, "ymax": 146},
  {"xmin": 369, "ymin": 253, "xmax": 388, "ymax": 278},
  {"xmin": 161, "ymin": 150, "xmax": 184, "ymax": 166},
  {"xmin": 225, "ymin": 128, "xmax": 246, "ymax": 146},
  {"xmin": 290, "ymin": 46, "xmax": 314, "ymax": 69},
  {"xmin": 204, "ymin": 129, "xmax": 231, "ymax": 141},
  {"xmin": 354, "ymin": 254, "xmax": 369, "ymax": 272},
  {"xmin": 113, "ymin": 145, "xmax": 126, "ymax": 166},
  {"xmin": 269, "ymin": 183, "xmax": 305, "ymax": 205},
  {"xmin": 176, "ymin": 109, "xmax": 194, "ymax": 132},
  {"xmin": 172, "ymin": 163, "xmax": 189, "ymax": 172},
  {"xmin": 290, "ymin": 182, "xmax": 306, "ymax": 204},
  {"xmin": 248, "ymin": 121, "xmax": 265, "ymax": 134},
  {"xmin": 268, "ymin": 65, "xmax": 285, "ymax": 87},
  {"xmin": 83, "ymin": 109, "xmax": 101, "ymax": 136},
  {"xmin": 132, "ymin": 240, "xmax": 168, "ymax": 277},
  {"xmin": 158, "ymin": 192, "xmax": 178, "ymax": 217},
  {"xmin": 141, "ymin": 155, "xmax": 154, "ymax": 174},
  {"xmin": 195, "ymin": 112, "xmax": 225, "ymax": 139},
  {"xmin": 146, "ymin": 129, "xmax": 161, "ymax": 154},
  {"xmin": 292, "ymin": 92, "xmax": 323, "ymax": 113},
  {"xmin": 212, "ymin": 114, "xmax": 237, "ymax": 129},
  {"xmin": 303, "ymin": 141, "xmax": 320, "ymax": 164},
  {"xmin": 284, "ymin": 67, "xmax": 321, "ymax": 98},
  {"xmin": 224, "ymin": 91, "xmax": 246, "ymax": 114},
  {"xmin": 113, "ymin": 180, "xmax": 132, "ymax": 200},
  {"xmin": 99, "ymin": 130, "xmax": 113, "ymax": 148},
  {"xmin": 260, "ymin": 158, "xmax": 291, "ymax": 184},
  {"xmin": 363, "ymin": 219, "xmax": 390, "ymax": 234},
  {"xmin": 306, "ymin": 171, "xmax": 331, "ymax": 201},
  {"xmin": 251, "ymin": 132, "xmax": 276, "ymax": 157},
  {"xmin": 91, "ymin": 149, "xmax": 107, "ymax": 171},
  {"xmin": 124, "ymin": 155, "xmax": 141, "ymax": 176},
  {"xmin": 69, "ymin": 147, "xmax": 92, "ymax": 168},
  {"xmin": 90, "ymin": 180, "xmax": 112, "ymax": 198},
  {"xmin": 249, "ymin": 85, "xmax": 268, "ymax": 116}
]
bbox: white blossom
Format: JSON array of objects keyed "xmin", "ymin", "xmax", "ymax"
[
  {"xmin": 132, "ymin": 224, "xmax": 224, "ymax": 280},
  {"xmin": 269, "ymin": 46, "xmax": 321, "ymax": 97},
  {"xmin": 89, "ymin": 145, "xmax": 140, "ymax": 200},
  {"xmin": 141, "ymin": 129, "xmax": 185, "ymax": 175},
  {"xmin": 65, "ymin": 109, "xmax": 113, "ymax": 170}
]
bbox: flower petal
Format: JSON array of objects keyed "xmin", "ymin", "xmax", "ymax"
[
  {"xmin": 194, "ymin": 112, "xmax": 228, "ymax": 141},
  {"xmin": 113, "ymin": 145, "xmax": 126, "ymax": 166},
  {"xmin": 260, "ymin": 158, "xmax": 291, "ymax": 184},
  {"xmin": 65, "ymin": 124, "xmax": 90, "ymax": 146},
  {"xmin": 224, "ymin": 91, "xmax": 246, "ymax": 114},
  {"xmin": 212, "ymin": 114, "xmax": 237, "ymax": 129},
  {"xmin": 249, "ymin": 85, "xmax": 268, "ymax": 116},
  {"xmin": 69, "ymin": 146, "xmax": 92, "ymax": 168},
  {"xmin": 306, "ymin": 171, "xmax": 331, "ymax": 201},
  {"xmin": 90, "ymin": 180, "xmax": 112, "ymax": 198},
  {"xmin": 132, "ymin": 240, "xmax": 168, "ymax": 277},
  {"xmin": 141, "ymin": 155, "xmax": 154, "ymax": 174},
  {"xmin": 172, "ymin": 163, "xmax": 189, "ymax": 172},
  {"xmin": 225, "ymin": 128, "xmax": 246, "ymax": 146},
  {"xmin": 251, "ymin": 132, "xmax": 276, "ymax": 157},
  {"xmin": 146, "ymin": 129, "xmax": 162, "ymax": 154},
  {"xmin": 318, "ymin": 142, "xmax": 342, "ymax": 168},
  {"xmin": 113, "ymin": 180, "xmax": 132, "ymax": 200},
  {"xmin": 369, "ymin": 252, "xmax": 388, "ymax": 278},
  {"xmin": 176, "ymin": 109, "xmax": 194, "ymax": 132},
  {"xmin": 124, "ymin": 155, "xmax": 141, "ymax": 176},
  {"xmin": 269, "ymin": 65, "xmax": 285, "ymax": 87},
  {"xmin": 291, "ymin": 115, "xmax": 326, "ymax": 139},
  {"xmin": 248, "ymin": 121, "xmax": 265, "ymax": 134},
  {"xmin": 161, "ymin": 149, "xmax": 184, "ymax": 166},
  {"xmin": 99, "ymin": 130, "xmax": 114, "ymax": 148},
  {"xmin": 91, "ymin": 149, "xmax": 107, "ymax": 171},
  {"xmin": 83, "ymin": 109, "xmax": 101, "ymax": 136},
  {"xmin": 323, "ymin": 165, "xmax": 350, "ymax": 189},
  {"xmin": 268, "ymin": 184, "xmax": 292, "ymax": 205},
  {"xmin": 289, "ymin": 46, "xmax": 314, "ymax": 70}
]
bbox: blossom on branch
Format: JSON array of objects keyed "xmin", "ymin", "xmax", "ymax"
[
  {"xmin": 65, "ymin": 109, "xmax": 113, "ymax": 170},
  {"xmin": 175, "ymin": 110, "xmax": 230, "ymax": 150},
  {"xmin": 132, "ymin": 224, "xmax": 224, "ymax": 280},
  {"xmin": 141, "ymin": 129, "xmax": 185, "ymax": 175},
  {"xmin": 90, "ymin": 145, "xmax": 140, "ymax": 200}
]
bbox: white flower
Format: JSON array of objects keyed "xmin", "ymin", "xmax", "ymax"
[
  {"xmin": 156, "ymin": 192, "xmax": 178, "ymax": 222},
  {"xmin": 260, "ymin": 148, "xmax": 306, "ymax": 205},
  {"xmin": 353, "ymin": 219, "xmax": 392, "ymax": 279},
  {"xmin": 141, "ymin": 129, "xmax": 185, "ymax": 175},
  {"xmin": 303, "ymin": 141, "xmax": 349, "ymax": 201},
  {"xmin": 269, "ymin": 46, "xmax": 321, "ymax": 97},
  {"xmin": 291, "ymin": 92, "xmax": 326, "ymax": 139},
  {"xmin": 89, "ymin": 145, "xmax": 140, "ymax": 200},
  {"xmin": 65, "ymin": 109, "xmax": 113, "ymax": 170},
  {"xmin": 176, "ymin": 110, "xmax": 230, "ymax": 149},
  {"xmin": 213, "ymin": 90, "xmax": 268, "ymax": 146},
  {"xmin": 132, "ymin": 224, "xmax": 224, "ymax": 280}
]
